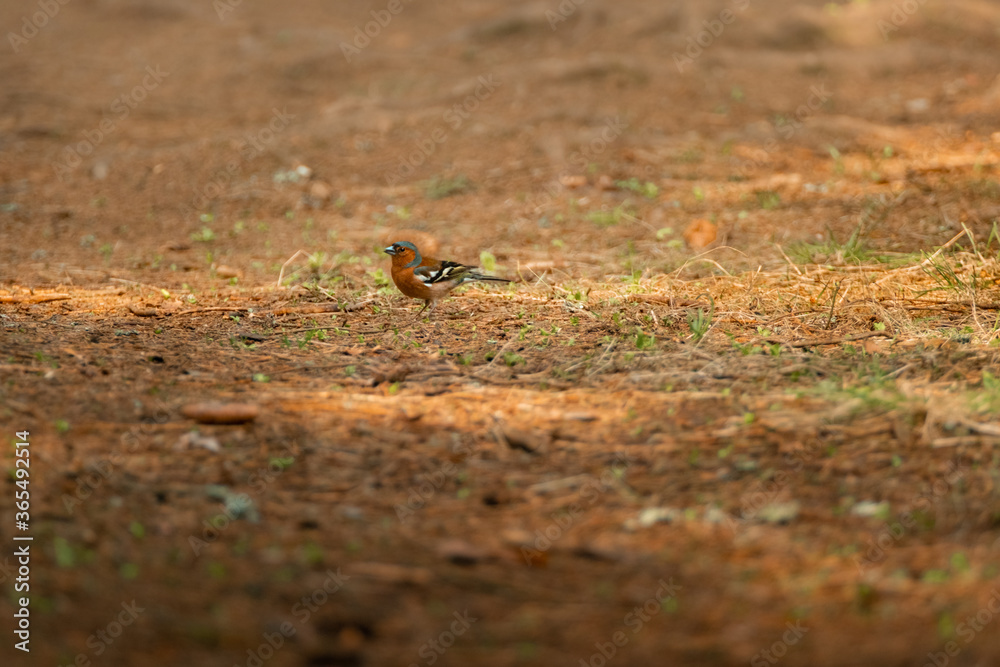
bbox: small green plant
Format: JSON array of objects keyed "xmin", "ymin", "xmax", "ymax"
[
  {"xmin": 828, "ymin": 145, "xmax": 845, "ymax": 174},
  {"xmin": 984, "ymin": 370, "xmax": 1000, "ymax": 392},
  {"xmin": 269, "ymin": 456, "xmax": 295, "ymax": 470},
  {"xmin": 371, "ymin": 267, "xmax": 390, "ymax": 287},
  {"xmin": 920, "ymin": 252, "xmax": 979, "ymax": 297},
  {"xmin": 616, "ymin": 178, "xmax": 659, "ymax": 199},
  {"xmin": 788, "ymin": 223, "xmax": 872, "ymax": 265},
  {"xmin": 307, "ymin": 251, "xmax": 326, "ymax": 272},
  {"xmin": 34, "ymin": 351, "xmax": 57, "ymax": 368},
  {"xmin": 298, "ymin": 330, "xmax": 318, "ymax": 349},
  {"xmin": 54, "ymin": 537, "xmax": 75, "ymax": 568},
  {"xmin": 302, "ymin": 542, "xmax": 324, "ymax": 566},
  {"xmin": 687, "ymin": 296, "xmax": 715, "ymax": 344},
  {"xmin": 424, "ymin": 174, "xmax": 472, "ymax": 200},
  {"xmin": 190, "ymin": 227, "xmax": 216, "ymax": 242},
  {"xmin": 479, "ymin": 251, "xmax": 497, "ymax": 272},
  {"xmin": 728, "ymin": 333, "xmax": 760, "ymax": 356},
  {"xmin": 976, "ymin": 370, "xmax": 1000, "ymax": 412},
  {"xmin": 587, "ymin": 204, "xmax": 632, "ymax": 227},
  {"xmin": 635, "ymin": 330, "xmax": 655, "ymax": 350},
  {"xmin": 679, "ymin": 147, "xmax": 703, "ymax": 163},
  {"xmin": 503, "ymin": 353, "xmax": 524, "ymax": 367},
  {"xmin": 922, "ymin": 569, "xmax": 950, "ymax": 584},
  {"xmin": 756, "ymin": 190, "xmax": 781, "ymax": 210}
]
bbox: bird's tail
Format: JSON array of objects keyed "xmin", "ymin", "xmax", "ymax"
[{"xmin": 467, "ymin": 273, "xmax": 511, "ymax": 283}]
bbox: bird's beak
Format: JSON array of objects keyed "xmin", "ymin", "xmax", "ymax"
[{"xmin": 383, "ymin": 245, "xmax": 396, "ymax": 255}]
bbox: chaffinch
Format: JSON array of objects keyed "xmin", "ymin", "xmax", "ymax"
[{"xmin": 384, "ymin": 241, "xmax": 511, "ymax": 314}]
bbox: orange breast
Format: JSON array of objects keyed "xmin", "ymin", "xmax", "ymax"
[{"xmin": 390, "ymin": 264, "xmax": 434, "ymax": 300}]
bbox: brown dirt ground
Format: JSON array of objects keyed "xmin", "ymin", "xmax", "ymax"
[{"xmin": 4, "ymin": 1, "xmax": 1000, "ymax": 666}]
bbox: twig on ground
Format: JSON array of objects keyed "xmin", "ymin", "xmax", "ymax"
[
  {"xmin": 0, "ymin": 293, "xmax": 70, "ymax": 304},
  {"xmin": 764, "ymin": 330, "xmax": 891, "ymax": 348}
]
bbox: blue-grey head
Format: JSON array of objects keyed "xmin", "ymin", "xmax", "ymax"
[{"xmin": 384, "ymin": 241, "xmax": 422, "ymax": 268}]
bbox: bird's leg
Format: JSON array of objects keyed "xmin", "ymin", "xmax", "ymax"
[{"xmin": 417, "ymin": 300, "xmax": 430, "ymax": 315}]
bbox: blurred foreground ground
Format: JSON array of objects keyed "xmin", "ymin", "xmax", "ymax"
[{"xmin": 3, "ymin": 1, "xmax": 1000, "ymax": 665}]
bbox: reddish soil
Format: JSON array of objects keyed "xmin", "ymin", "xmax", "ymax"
[{"xmin": 4, "ymin": 1, "xmax": 1000, "ymax": 666}]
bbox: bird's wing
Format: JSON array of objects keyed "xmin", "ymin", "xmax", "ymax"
[{"xmin": 414, "ymin": 261, "xmax": 472, "ymax": 285}]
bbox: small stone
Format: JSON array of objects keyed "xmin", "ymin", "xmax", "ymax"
[
  {"xmin": 436, "ymin": 539, "xmax": 489, "ymax": 565},
  {"xmin": 851, "ymin": 501, "xmax": 890, "ymax": 518},
  {"xmin": 181, "ymin": 402, "xmax": 259, "ymax": 425},
  {"xmin": 596, "ymin": 174, "xmax": 617, "ymax": 191},
  {"xmin": 753, "ymin": 501, "xmax": 800, "ymax": 524},
  {"xmin": 683, "ymin": 218, "xmax": 717, "ymax": 250},
  {"xmin": 559, "ymin": 174, "xmax": 587, "ymax": 189},
  {"xmin": 309, "ymin": 181, "xmax": 333, "ymax": 201},
  {"xmin": 215, "ymin": 265, "xmax": 241, "ymax": 279}
]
